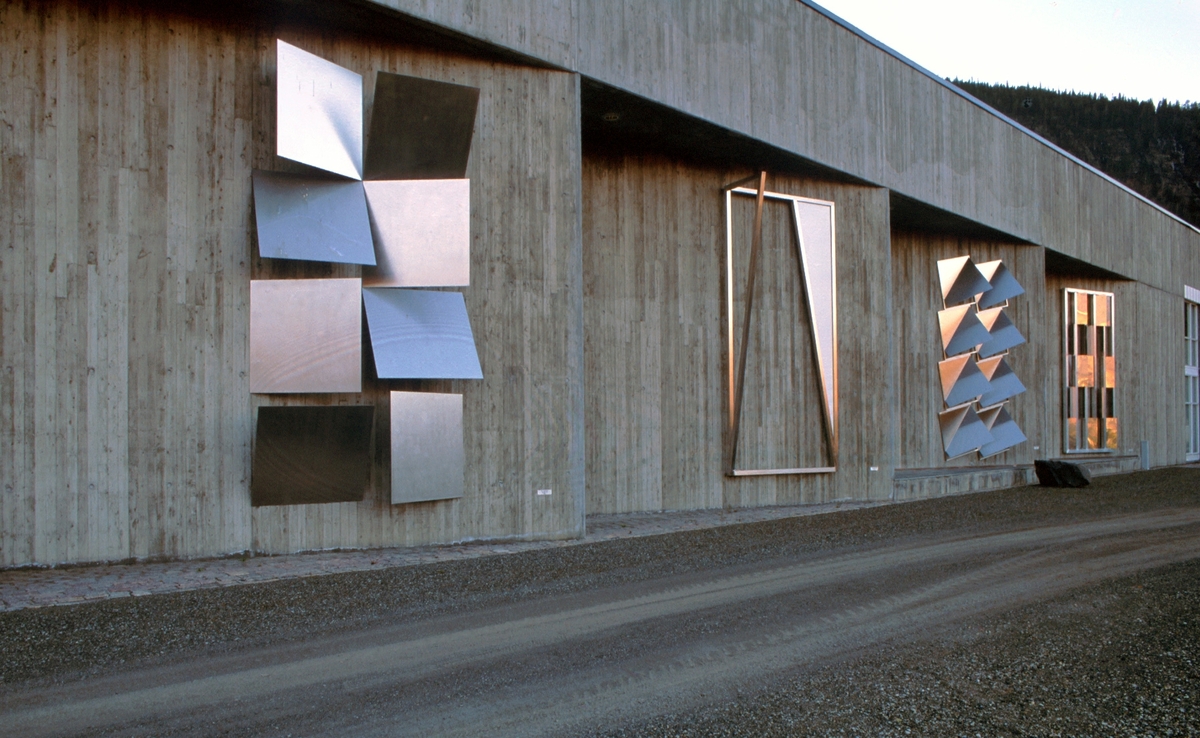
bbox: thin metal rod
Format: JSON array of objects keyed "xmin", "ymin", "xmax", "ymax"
[
  {"xmin": 722, "ymin": 173, "xmax": 763, "ymax": 192},
  {"xmin": 729, "ymin": 171, "xmax": 767, "ymax": 471}
]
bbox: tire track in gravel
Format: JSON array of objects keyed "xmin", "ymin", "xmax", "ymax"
[{"xmin": 4, "ymin": 509, "xmax": 1200, "ymax": 738}]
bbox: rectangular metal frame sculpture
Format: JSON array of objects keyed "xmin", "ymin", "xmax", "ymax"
[
  {"xmin": 1064, "ymin": 288, "xmax": 1117, "ymax": 453},
  {"xmin": 723, "ymin": 174, "xmax": 838, "ymax": 476}
]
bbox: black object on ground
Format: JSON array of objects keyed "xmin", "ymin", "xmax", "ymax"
[{"xmin": 1034, "ymin": 459, "xmax": 1092, "ymax": 487}]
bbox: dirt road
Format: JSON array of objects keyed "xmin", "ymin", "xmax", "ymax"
[{"xmin": 3, "ymin": 485, "xmax": 1199, "ymax": 737}]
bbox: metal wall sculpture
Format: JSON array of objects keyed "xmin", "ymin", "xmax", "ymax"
[
  {"xmin": 1063, "ymin": 289, "xmax": 1117, "ymax": 452},
  {"xmin": 249, "ymin": 40, "xmax": 482, "ymax": 506},
  {"xmin": 723, "ymin": 173, "xmax": 838, "ymax": 476},
  {"xmin": 936, "ymin": 256, "xmax": 1027, "ymax": 459}
]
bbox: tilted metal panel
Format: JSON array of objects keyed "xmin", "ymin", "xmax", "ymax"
[
  {"xmin": 793, "ymin": 200, "xmax": 838, "ymax": 456},
  {"xmin": 939, "ymin": 403, "xmax": 994, "ymax": 460},
  {"xmin": 362, "ymin": 288, "xmax": 483, "ymax": 379},
  {"xmin": 249, "ymin": 278, "xmax": 363, "ymax": 393},
  {"xmin": 252, "ymin": 171, "xmax": 376, "ymax": 265},
  {"xmin": 390, "ymin": 391, "xmax": 464, "ymax": 504},
  {"xmin": 362, "ymin": 179, "xmax": 470, "ymax": 287},
  {"xmin": 937, "ymin": 256, "xmax": 992, "ymax": 306},
  {"xmin": 276, "ymin": 40, "xmax": 363, "ymax": 180},
  {"xmin": 938, "ymin": 304, "xmax": 991, "ymax": 355},
  {"xmin": 975, "ymin": 260, "xmax": 1025, "ymax": 309},
  {"xmin": 938, "ymin": 354, "xmax": 991, "ymax": 406},
  {"xmin": 251, "ymin": 405, "xmax": 374, "ymax": 506},
  {"xmin": 364, "ymin": 71, "xmax": 479, "ymax": 180}
]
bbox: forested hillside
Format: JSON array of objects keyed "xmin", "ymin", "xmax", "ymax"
[{"xmin": 954, "ymin": 81, "xmax": 1200, "ymax": 228}]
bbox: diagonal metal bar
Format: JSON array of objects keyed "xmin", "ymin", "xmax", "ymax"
[{"xmin": 729, "ymin": 171, "xmax": 767, "ymax": 472}]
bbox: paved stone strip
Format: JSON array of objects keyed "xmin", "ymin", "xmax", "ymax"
[{"xmin": 0, "ymin": 501, "xmax": 883, "ymax": 612}]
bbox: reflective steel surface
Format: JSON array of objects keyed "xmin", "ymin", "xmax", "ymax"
[
  {"xmin": 939, "ymin": 404, "xmax": 994, "ymax": 459},
  {"xmin": 249, "ymin": 278, "xmax": 363, "ymax": 393},
  {"xmin": 276, "ymin": 40, "xmax": 363, "ymax": 180},
  {"xmin": 937, "ymin": 256, "xmax": 991, "ymax": 306},
  {"xmin": 252, "ymin": 171, "xmax": 376, "ymax": 265},
  {"xmin": 390, "ymin": 391, "xmax": 464, "ymax": 504},
  {"xmin": 364, "ymin": 72, "xmax": 479, "ymax": 180},
  {"xmin": 976, "ymin": 307, "xmax": 1026, "ymax": 357},
  {"xmin": 939, "ymin": 304, "xmax": 991, "ymax": 355},
  {"xmin": 977, "ymin": 405, "xmax": 1027, "ymax": 458},
  {"xmin": 938, "ymin": 354, "xmax": 991, "ymax": 406},
  {"xmin": 977, "ymin": 356, "xmax": 1026, "ymax": 406},
  {"xmin": 975, "ymin": 260, "xmax": 1025, "ymax": 309},
  {"xmin": 362, "ymin": 288, "xmax": 483, "ymax": 379},
  {"xmin": 251, "ymin": 405, "xmax": 374, "ymax": 506},
  {"xmin": 793, "ymin": 200, "xmax": 838, "ymax": 456},
  {"xmin": 362, "ymin": 180, "xmax": 470, "ymax": 287}
]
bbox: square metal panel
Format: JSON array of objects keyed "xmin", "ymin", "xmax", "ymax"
[
  {"xmin": 252, "ymin": 171, "xmax": 376, "ymax": 265},
  {"xmin": 364, "ymin": 71, "xmax": 479, "ymax": 180},
  {"xmin": 390, "ymin": 391, "xmax": 464, "ymax": 504},
  {"xmin": 251, "ymin": 405, "xmax": 374, "ymax": 506},
  {"xmin": 250, "ymin": 278, "xmax": 362, "ymax": 393},
  {"xmin": 362, "ymin": 180, "xmax": 470, "ymax": 287},
  {"xmin": 276, "ymin": 40, "xmax": 363, "ymax": 180},
  {"xmin": 937, "ymin": 256, "xmax": 992, "ymax": 306},
  {"xmin": 362, "ymin": 288, "xmax": 482, "ymax": 379}
]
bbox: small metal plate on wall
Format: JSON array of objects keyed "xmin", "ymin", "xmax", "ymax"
[
  {"xmin": 276, "ymin": 40, "xmax": 363, "ymax": 180},
  {"xmin": 251, "ymin": 405, "xmax": 374, "ymax": 506},
  {"xmin": 252, "ymin": 171, "xmax": 376, "ymax": 265},
  {"xmin": 362, "ymin": 180, "xmax": 470, "ymax": 286},
  {"xmin": 250, "ymin": 278, "xmax": 363, "ymax": 393},
  {"xmin": 364, "ymin": 71, "xmax": 479, "ymax": 180},
  {"xmin": 363, "ymin": 288, "xmax": 483, "ymax": 379},
  {"xmin": 390, "ymin": 391, "xmax": 464, "ymax": 504}
]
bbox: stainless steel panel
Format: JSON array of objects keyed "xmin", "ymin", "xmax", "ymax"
[
  {"xmin": 364, "ymin": 71, "xmax": 479, "ymax": 180},
  {"xmin": 937, "ymin": 256, "xmax": 992, "ymax": 306},
  {"xmin": 975, "ymin": 260, "xmax": 1025, "ymax": 309},
  {"xmin": 252, "ymin": 171, "xmax": 375, "ymax": 265},
  {"xmin": 793, "ymin": 200, "xmax": 838, "ymax": 455},
  {"xmin": 390, "ymin": 391, "xmax": 464, "ymax": 504},
  {"xmin": 939, "ymin": 304, "xmax": 990, "ymax": 355},
  {"xmin": 938, "ymin": 354, "xmax": 991, "ymax": 406},
  {"xmin": 939, "ymin": 403, "xmax": 994, "ymax": 459},
  {"xmin": 976, "ymin": 356, "xmax": 1026, "ymax": 406},
  {"xmin": 362, "ymin": 288, "xmax": 483, "ymax": 379},
  {"xmin": 251, "ymin": 405, "xmax": 374, "ymax": 506},
  {"xmin": 249, "ymin": 278, "xmax": 362, "ymax": 393},
  {"xmin": 977, "ymin": 307, "xmax": 1026, "ymax": 357},
  {"xmin": 276, "ymin": 40, "xmax": 363, "ymax": 180},
  {"xmin": 362, "ymin": 180, "xmax": 470, "ymax": 287},
  {"xmin": 977, "ymin": 404, "xmax": 1027, "ymax": 458}
]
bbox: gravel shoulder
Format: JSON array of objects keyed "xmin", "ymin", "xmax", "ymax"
[{"xmin": 2, "ymin": 467, "xmax": 1198, "ymax": 737}]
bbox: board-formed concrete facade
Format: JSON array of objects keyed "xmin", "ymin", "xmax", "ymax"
[{"xmin": 3, "ymin": 0, "xmax": 1198, "ymax": 566}]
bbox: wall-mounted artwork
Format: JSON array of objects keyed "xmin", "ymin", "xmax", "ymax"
[
  {"xmin": 935, "ymin": 256, "xmax": 1027, "ymax": 459},
  {"xmin": 1064, "ymin": 289, "xmax": 1117, "ymax": 452},
  {"xmin": 249, "ymin": 40, "xmax": 482, "ymax": 505},
  {"xmin": 722, "ymin": 174, "xmax": 837, "ymax": 476}
]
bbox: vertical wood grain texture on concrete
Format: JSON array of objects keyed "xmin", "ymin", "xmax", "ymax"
[
  {"xmin": 582, "ymin": 154, "xmax": 892, "ymax": 515},
  {"xmin": 889, "ymin": 233, "xmax": 1048, "ymax": 471},
  {"xmin": 0, "ymin": 1, "xmax": 582, "ymax": 566},
  {"xmin": 370, "ymin": 0, "xmax": 1200, "ymax": 293}
]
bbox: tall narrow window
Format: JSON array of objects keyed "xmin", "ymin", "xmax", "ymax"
[
  {"xmin": 1064, "ymin": 289, "xmax": 1117, "ymax": 453},
  {"xmin": 1186, "ymin": 299, "xmax": 1199, "ymax": 462}
]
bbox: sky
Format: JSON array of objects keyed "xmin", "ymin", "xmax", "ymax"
[{"xmin": 812, "ymin": 0, "xmax": 1200, "ymax": 104}]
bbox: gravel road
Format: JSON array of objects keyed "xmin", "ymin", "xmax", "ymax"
[{"xmin": 2, "ymin": 467, "xmax": 1198, "ymax": 736}]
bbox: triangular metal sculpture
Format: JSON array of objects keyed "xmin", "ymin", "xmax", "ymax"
[
  {"xmin": 939, "ymin": 304, "xmax": 991, "ymax": 355},
  {"xmin": 934, "ymin": 255, "xmax": 1026, "ymax": 460},
  {"xmin": 976, "ymin": 307, "xmax": 1026, "ymax": 357},
  {"xmin": 975, "ymin": 260, "xmax": 1025, "ymax": 309},
  {"xmin": 976, "ymin": 355, "xmax": 1026, "ymax": 407},
  {"xmin": 724, "ymin": 174, "xmax": 837, "ymax": 475},
  {"xmin": 938, "ymin": 256, "xmax": 992, "ymax": 306},
  {"xmin": 977, "ymin": 404, "xmax": 1027, "ymax": 458},
  {"xmin": 938, "ymin": 354, "xmax": 992, "ymax": 407}
]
